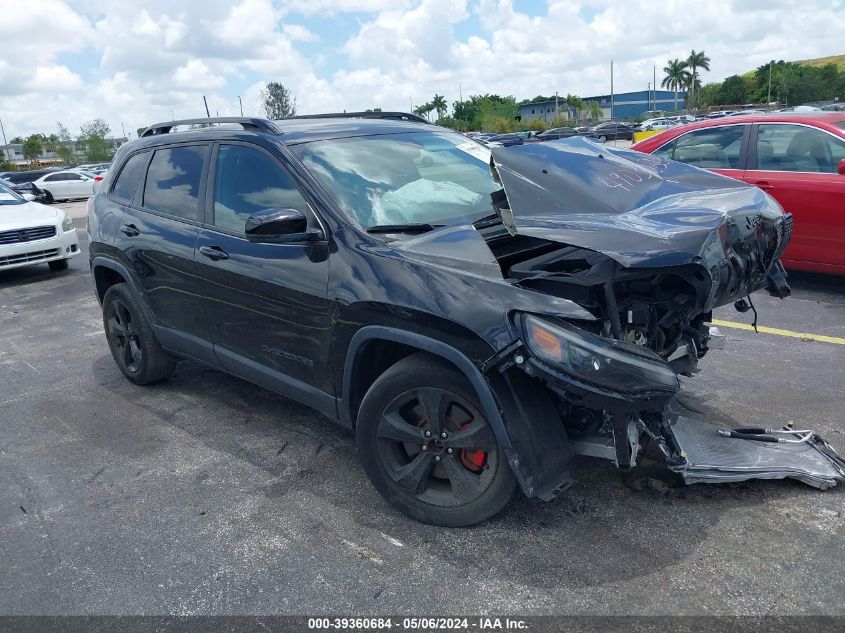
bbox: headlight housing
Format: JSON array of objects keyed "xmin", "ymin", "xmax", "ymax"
[
  {"xmin": 61, "ymin": 214, "xmax": 74, "ymax": 232},
  {"xmin": 521, "ymin": 314, "xmax": 679, "ymax": 394}
]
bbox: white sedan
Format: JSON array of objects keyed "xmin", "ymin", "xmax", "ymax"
[
  {"xmin": 32, "ymin": 170, "xmax": 98, "ymax": 203},
  {"xmin": 0, "ymin": 183, "xmax": 80, "ymax": 272}
]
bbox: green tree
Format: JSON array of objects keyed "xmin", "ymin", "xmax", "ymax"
[
  {"xmin": 431, "ymin": 94, "xmax": 447, "ymax": 120},
  {"xmin": 10, "ymin": 136, "xmax": 24, "ymax": 144},
  {"xmin": 260, "ymin": 82, "xmax": 297, "ymax": 119},
  {"xmin": 685, "ymin": 50, "xmax": 711, "ymax": 109},
  {"xmin": 718, "ymin": 74, "xmax": 751, "ymax": 105},
  {"xmin": 54, "ymin": 121, "xmax": 75, "ymax": 164},
  {"xmin": 662, "ymin": 58, "xmax": 690, "ymax": 111},
  {"xmin": 564, "ymin": 94, "xmax": 584, "ymax": 123},
  {"xmin": 79, "ymin": 119, "xmax": 112, "ymax": 162},
  {"xmin": 22, "ymin": 135, "xmax": 44, "ymax": 166},
  {"xmin": 586, "ymin": 101, "xmax": 604, "ymax": 123}
]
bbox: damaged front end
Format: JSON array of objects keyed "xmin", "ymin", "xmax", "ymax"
[{"xmin": 481, "ymin": 138, "xmax": 844, "ymax": 494}]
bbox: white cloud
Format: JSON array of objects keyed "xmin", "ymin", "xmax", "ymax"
[{"xmin": 1, "ymin": 0, "xmax": 843, "ymax": 140}]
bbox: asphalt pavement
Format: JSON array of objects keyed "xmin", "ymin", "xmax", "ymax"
[{"xmin": 0, "ymin": 200, "xmax": 843, "ymax": 615}]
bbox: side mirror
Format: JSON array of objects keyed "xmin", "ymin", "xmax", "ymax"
[
  {"xmin": 245, "ymin": 208, "xmax": 320, "ymax": 244},
  {"xmin": 838, "ymin": 158, "xmax": 845, "ymax": 175}
]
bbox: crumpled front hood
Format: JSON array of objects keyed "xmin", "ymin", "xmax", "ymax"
[{"xmin": 490, "ymin": 137, "xmax": 787, "ymax": 268}]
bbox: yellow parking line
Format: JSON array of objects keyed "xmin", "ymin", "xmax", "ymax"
[{"xmin": 712, "ymin": 319, "xmax": 845, "ymax": 346}]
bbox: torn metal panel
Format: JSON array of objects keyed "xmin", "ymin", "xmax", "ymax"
[
  {"xmin": 668, "ymin": 417, "xmax": 845, "ymax": 489},
  {"xmin": 490, "ymin": 137, "xmax": 789, "ymax": 272}
]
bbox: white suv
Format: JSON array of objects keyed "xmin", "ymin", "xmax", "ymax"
[{"xmin": 0, "ymin": 182, "xmax": 80, "ymax": 271}]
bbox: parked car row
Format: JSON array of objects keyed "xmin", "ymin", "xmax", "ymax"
[
  {"xmin": 0, "ymin": 165, "xmax": 108, "ymax": 203},
  {"xmin": 632, "ymin": 112, "xmax": 845, "ymax": 274}
]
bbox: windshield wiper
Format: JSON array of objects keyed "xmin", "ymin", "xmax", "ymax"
[
  {"xmin": 366, "ymin": 223, "xmax": 437, "ymax": 234},
  {"xmin": 472, "ymin": 212, "xmax": 502, "ymax": 229}
]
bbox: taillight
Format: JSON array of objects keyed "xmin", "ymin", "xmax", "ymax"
[{"xmin": 94, "ymin": 176, "xmax": 104, "ymax": 181}]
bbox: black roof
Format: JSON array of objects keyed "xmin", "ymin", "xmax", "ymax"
[{"xmin": 134, "ymin": 113, "xmax": 433, "ymax": 149}]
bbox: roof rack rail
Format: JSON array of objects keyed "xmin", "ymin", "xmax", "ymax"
[
  {"xmin": 140, "ymin": 117, "xmax": 282, "ymax": 138},
  {"xmin": 286, "ymin": 111, "xmax": 431, "ymax": 125}
]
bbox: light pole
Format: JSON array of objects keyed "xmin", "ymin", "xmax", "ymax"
[
  {"xmin": 767, "ymin": 61, "xmax": 773, "ymax": 110},
  {"xmin": 647, "ymin": 82, "xmax": 651, "ymax": 112},
  {"xmin": 238, "ymin": 95, "xmax": 243, "ymax": 116},
  {"xmin": 610, "ymin": 60, "xmax": 614, "ymax": 121}
]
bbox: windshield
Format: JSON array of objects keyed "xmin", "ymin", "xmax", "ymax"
[
  {"xmin": 293, "ymin": 131, "xmax": 500, "ymax": 229},
  {"xmin": 0, "ymin": 182, "xmax": 26, "ymax": 206}
]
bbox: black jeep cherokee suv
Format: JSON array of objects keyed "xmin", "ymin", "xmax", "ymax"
[{"xmin": 88, "ymin": 114, "xmax": 796, "ymax": 526}]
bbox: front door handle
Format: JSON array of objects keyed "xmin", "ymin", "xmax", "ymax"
[
  {"xmin": 199, "ymin": 245, "xmax": 229, "ymax": 261},
  {"xmin": 754, "ymin": 181, "xmax": 774, "ymax": 191},
  {"xmin": 120, "ymin": 223, "xmax": 140, "ymax": 237}
]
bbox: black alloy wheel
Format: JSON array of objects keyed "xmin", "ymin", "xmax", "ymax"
[
  {"xmin": 107, "ymin": 298, "xmax": 143, "ymax": 375},
  {"xmin": 101, "ymin": 283, "xmax": 176, "ymax": 385},
  {"xmin": 357, "ymin": 354, "xmax": 516, "ymax": 526}
]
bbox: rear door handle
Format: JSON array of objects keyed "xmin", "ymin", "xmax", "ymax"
[
  {"xmin": 754, "ymin": 181, "xmax": 774, "ymax": 191},
  {"xmin": 199, "ymin": 245, "xmax": 229, "ymax": 261},
  {"xmin": 120, "ymin": 223, "xmax": 140, "ymax": 237}
]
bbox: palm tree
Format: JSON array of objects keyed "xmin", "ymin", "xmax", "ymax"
[
  {"xmin": 431, "ymin": 94, "xmax": 447, "ymax": 121},
  {"xmin": 413, "ymin": 103, "xmax": 435, "ymax": 121},
  {"xmin": 586, "ymin": 101, "xmax": 603, "ymax": 123},
  {"xmin": 686, "ymin": 50, "xmax": 711, "ymax": 110},
  {"xmin": 565, "ymin": 94, "xmax": 583, "ymax": 123},
  {"xmin": 662, "ymin": 59, "xmax": 690, "ymax": 111}
]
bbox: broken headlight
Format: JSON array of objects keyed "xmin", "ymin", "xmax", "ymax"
[{"xmin": 521, "ymin": 314, "xmax": 679, "ymax": 394}]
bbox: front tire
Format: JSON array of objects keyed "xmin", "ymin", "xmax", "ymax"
[
  {"xmin": 48, "ymin": 259, "xmax": 68, "ymax": 271},
  {"xmin": 102, "ymin": 283, "xmax": 176, "ymax": 385},
  {"xmin": 356, "ymin": 353, "xmax": 517, "ymax": 526},
  {"xmin": 43, "ymin": 190, "xmax": 54, "ymax": 204}
]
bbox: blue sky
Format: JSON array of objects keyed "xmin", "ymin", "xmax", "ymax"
[{"xmin": 1, "ymin": 0, "xmax": 842, "ymax": 139}]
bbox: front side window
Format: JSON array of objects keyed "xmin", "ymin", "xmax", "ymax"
[
  {"xmin": 756, "ymin": 124, "xmax": 845, "ymax": 173},
  {"xmin": 667, "ymin": 125, "xmax": 745, "ymax": 169},
  {"xmin": 293, "ymin": 131, "xmax": 499, "ymax": 229},
  {"xmin": 111, "ymin": 152, "xmax": 148, "ymax": 203},
  {"xmin": 213, "ymin": 145, "xmax": 310, "ymax": 233},
  {"xmin": 143, "ymin": 145, "xmax": 207, "ymax": 221}
]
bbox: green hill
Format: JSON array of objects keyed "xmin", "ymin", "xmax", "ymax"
[
  {"xmin": 796, "ymin": 54, "xmax": 845, "ymax": 72},
  {"xmin": 741, "ymin": 54, "xmax": 845, "ymax": 78}
]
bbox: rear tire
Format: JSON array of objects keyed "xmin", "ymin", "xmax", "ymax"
[
  {"xmin": 48, "ymin": 259, "xmax": 69, "ymax": 271},
  {"xmin": 356, "ymin": 353, "xmax": 517, "ymax": 526},
  {"xmin": 102, "ymin": 283, "xmax": 176, "ymax": 385}
]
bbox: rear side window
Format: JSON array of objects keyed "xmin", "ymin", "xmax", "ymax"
[
  {"xmin": 111, "ymin": 152, "xmax": 148, "ymax": 203},
  {"xmin": 143, "ymin": 146, "xmax": 207, "ymax": 221},
  {"xmin": 756, "ymin": 124, "xmax": 845, "ymax": 173}
]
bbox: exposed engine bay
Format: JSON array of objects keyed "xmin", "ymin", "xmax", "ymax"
[{"xmin": 472, "ymin": 138, "xmax": 844, "ymax": 495}]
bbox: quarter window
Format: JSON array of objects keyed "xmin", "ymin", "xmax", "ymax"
[
  {"xmin": 756, "ymin": 124, "xmax": 845, "ymax": 173},
  {"xmin": 664, "ymin": 126, "xmax": 745, "ymax": 169},
  {"xmin": 111, "ymin": 152, "xmax": 148, "ymax": 203},
  {"xmin": 143, "ymin": 146, "xmax": 207, "ymax": 221},
  {"xmin": 212, "ymin": 145, "xmax": 310, "ymax": 233}
]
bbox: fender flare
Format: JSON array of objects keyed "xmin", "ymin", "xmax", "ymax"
[
  {"xmin": 90, "ymin": 256, "xmax": 148, "ymax": 313},
  {"xmin": 341, "ymin": 325, "xmax": 512, "ymax": 450}
]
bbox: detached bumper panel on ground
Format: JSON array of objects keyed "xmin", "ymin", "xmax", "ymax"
[{"xmin": 668, "ymin": 416, "xmax": 845, "ymax": 489}]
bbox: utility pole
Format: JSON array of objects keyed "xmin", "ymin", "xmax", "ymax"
[
  {"xmin": 0, "ymin": 118, "xmax": 7, "ymax": 146},
  {"xmin": 647, "ymin": 82, "xmax": 651, "ymax": 112},
  {"xmin": 653, "ymin": 65, "xmax": 657, "ymax": 111},
  {"xmin": 555, "ymin": 91, "xmax": 559, "ymax": 122},
  {"xmin": 459, "ymin": 83, "xmax": 462, "ymax": 102},
  {"xmin": 767, "ymin": 60, "xmax": 773, "ymax": 110},
  {"xmin": 610, "ymin": 60, "xmax": 614, "ymax": 121},
  {"xmin": 203, "ymin": 96, "xmax": 210, "ymax": 118},
  {"xmin": 238, "ymin": 95, "xmax": 243, "ymax": 116},
  {"xmin": 121, "ymin": 122, "xmax": 126, "ymax": 139}
]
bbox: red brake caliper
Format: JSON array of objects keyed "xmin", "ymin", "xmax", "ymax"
[{"xmin": 459, "ymin": 422, "xmax": 487, "ymax": 472}]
